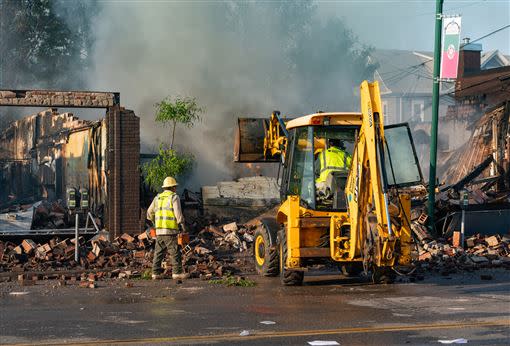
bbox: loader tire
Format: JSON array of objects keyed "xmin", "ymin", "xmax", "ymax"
[
  {"xmin": 372, "ymin": 266, "xmax": 396, "ymax": 284},
  {"xmin": 279, "ymin": 228, "xmax": 304, "ymax": 286},
  {"xmin": 253, "ymin": 227, "xmax": 279, "ymax": 277},
  {"xmin": 341, "ymin": 262, "xmax": 364, "ymax": 277}
]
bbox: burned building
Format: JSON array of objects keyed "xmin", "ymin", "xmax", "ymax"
[
  {"xmin": 0, "ymin": 90, "xmax": 140, "ymax": 237},
  {"xmin": 442, "ymin": 103, "xmax": 509, "ymax": 190},
  {"xmin": 438, "ymin": 41, "xmax": 510, "ymax": 189},
  {"xmin": 425, "ymin": 42, "xmax": 510, "ymax": 236}
]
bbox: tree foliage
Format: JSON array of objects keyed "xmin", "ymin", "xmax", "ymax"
[
  {"xmin": 0, "ymin": 0, "xmax": 98, "ymax": 89},
  {"xmin": 221, "ymin": 1, "xmax": 377, "ymax": 112},
  {"xmin": 142, "ymin": 146, "xmax": 194, "ymax": 192},
  {"xmin": 144, "ymin": 96, "xmax": 203, "ymax": 191},
  {"xmin": 155, "ymin": 96, "xmax": 203, "ymax": 149},
  {"xmin": 155, "ymin": 96, "xmax": 203, "ymax": 128}
]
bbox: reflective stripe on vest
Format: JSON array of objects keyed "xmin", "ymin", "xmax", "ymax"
[
  {"xmin": 155, "ymin": 190, "xmax": 178, "ymax": 230},
  {"xmin": 316, "ymin": 147, "xmax": 352, "ymax": 183}
]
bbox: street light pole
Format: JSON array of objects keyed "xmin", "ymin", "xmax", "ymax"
[{"xmin": 427, "ymin": 0, "xmax": 444, "ymax": 232}]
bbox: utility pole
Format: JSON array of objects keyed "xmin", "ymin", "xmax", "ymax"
[
  {"xmin": 0, "ymin": 0, "xmax": 3, "ymax": 88},
  {"xmin": 427, "ymin": 0, "xmax": 444, "ymax": 232}
]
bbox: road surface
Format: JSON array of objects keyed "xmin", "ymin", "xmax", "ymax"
[{"xmin": 1, "ymin": 268, "xmax": 509, "ymax": 345}]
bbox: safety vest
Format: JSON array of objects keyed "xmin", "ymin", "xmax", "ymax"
[
  {"xmin": 316, "ymin": 147, "xmax": 352, "ymax": 183},
  {"xmin": 155, "ymin": 190, "xmax": 178, "ymax": 232}
]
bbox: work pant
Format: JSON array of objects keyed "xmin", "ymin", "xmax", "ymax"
[{"xmin": 152, "ymin": 234, "xmax": 183, "ymax": 274}]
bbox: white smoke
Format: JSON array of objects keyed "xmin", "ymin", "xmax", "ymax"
[{"xmin": 87, "ymin": 1, "xmax": 371, "ymax": 189}]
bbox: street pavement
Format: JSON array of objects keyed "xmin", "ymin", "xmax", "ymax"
[{"xmin": 0, "ymin": 268, "xmax": 509, "ymax": 345}]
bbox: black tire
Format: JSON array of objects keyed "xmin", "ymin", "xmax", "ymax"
[
  {"xmin": 253, "ymin": 227, "xmax": 279, "ymax": 277},
  {"xmin": 279, "ymin": 228, "xmax": 304, "ymax": 286},
  {"xmin": 372, "ymin": 266, "xmax": 396, "ymax": 284}
]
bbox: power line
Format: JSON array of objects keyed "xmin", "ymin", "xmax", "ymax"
[
  {"xmin": 461, "ymin": 24, "xmax": 510, "ymax": 48},
  {"xmin": 380, "ymin": 64, "xmax": 434, "ymax": 85},
  {"xmin": 415, "ymin": 0, "xmax": 487, "ymax": 17},
  {"xmin": 444, "ymin": 0, "xmax": 487, "ymax": 13},
  {"xmin": 379, "ymin": 60, "xmax": 431, "ymax": 77},
  {"xmin": 379, "ymin": 22, "xmax": 510, "ymax": 86}
]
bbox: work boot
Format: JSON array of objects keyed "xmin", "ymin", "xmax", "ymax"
[
  {"xmin": 152, "ymin": 274, "xmax": 164, "ymax": 280},
  {"xmin": 172, "ymin": 273, "xmax": 189, "ymax": 280}
]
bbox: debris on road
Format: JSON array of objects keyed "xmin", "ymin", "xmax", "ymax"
[
  {"xmin": 415, "ymin": 233, "xmax": 510, "ymax": 272},
  {"xmin": 0, "ymin": 219, "xmax": 257, "ymax": 282},
  {"xmin": 307, "ymin": 341, "xmax": 340, "ymax": 346},
  {"xmin": 9, "ymin": 291, "xmax": 30, "ymax": 296},
  {"xmin": 437, "ymin": 338, "xmax": 468, "ymax": 344}
]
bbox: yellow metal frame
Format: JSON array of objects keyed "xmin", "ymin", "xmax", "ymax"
[
  {"xmin": 263, "ymin": 112, "xmax": 287, "ymax": 159},
  {"xmin": 262, "ymin": 81, "xmax": 413, "ymax": 272},
  {"xmin": 286, "ymin": 112, "xmax": 362, "ymax": 129}
]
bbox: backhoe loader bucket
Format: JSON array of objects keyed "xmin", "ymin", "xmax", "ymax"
[{"xmin": 234, "ymin": 118, "xmax": 280, "ymax": 162}]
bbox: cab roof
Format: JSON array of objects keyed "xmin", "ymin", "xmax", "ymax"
[{"xmin": 285, "ymin": 112, "xmax": 362, "ymax": 129}]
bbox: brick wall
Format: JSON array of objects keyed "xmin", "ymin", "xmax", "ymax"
[
  {"xmin": 106, "ymin": 106, "xmax": 140, "ymax": 237},
  {"xmin": 458, "ymin": 50, "xmax": 481, "ymax": 76}
]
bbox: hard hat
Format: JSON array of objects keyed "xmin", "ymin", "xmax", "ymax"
[{"xmin": 162, "ymin": 176, "xmax": 178, "ymax": 188}]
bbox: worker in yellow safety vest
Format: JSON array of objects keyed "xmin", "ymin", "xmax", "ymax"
[
  {"xmin": 316, "ymin": 138, "xmax": 352, "ymax": 186},
  {"xmin": 147, "ymin": 176, "xmax": 189, "ymax": 280}
]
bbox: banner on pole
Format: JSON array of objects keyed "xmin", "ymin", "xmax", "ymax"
[{"xmin": 440, "ymin": 16, "xmax": 462, "ymax": 80}]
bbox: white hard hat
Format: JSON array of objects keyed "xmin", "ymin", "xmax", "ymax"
[{"xmin": 162, "ymin": 176, "xmax": 178, "ymax": 188}]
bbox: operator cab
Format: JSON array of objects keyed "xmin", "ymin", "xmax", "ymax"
[{"xmin": 281, "ymin": 113, "xmax": 361, "ymax": 212}]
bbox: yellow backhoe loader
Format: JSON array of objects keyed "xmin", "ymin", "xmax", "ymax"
[{"xmin": 234, "ymin": 81, "xmax": 422, "ymax": 285}]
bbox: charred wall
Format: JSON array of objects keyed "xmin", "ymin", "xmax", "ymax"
[
  {"xmin": 0, "ymin": 109, "xmax": 94, "ymax": 204},
  {"xmin": 441, "ymin": 102, "xmax": 510, "ymax": 190},
  {"xmin": 0, "ymin": 94, "xmax": 140, "ymax": 236}
]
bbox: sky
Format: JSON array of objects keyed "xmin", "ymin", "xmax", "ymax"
[{"xmin": 319, "ymin": 0, "xmax": 510, "ymax": 54}]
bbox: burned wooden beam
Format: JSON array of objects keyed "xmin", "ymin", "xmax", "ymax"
[
  {"xmin": 0, "ymin": 90, "xmax": 119, "ymax": 108},
  {"xmin": 445, "ymin": 155, "xmax": 494, "ymax": 192}
]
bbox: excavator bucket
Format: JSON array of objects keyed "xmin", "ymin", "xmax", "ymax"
[{"xmin": 234, "ymin": 118, "xmax": 280, "ymax": 162}]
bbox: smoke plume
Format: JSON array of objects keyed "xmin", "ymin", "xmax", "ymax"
[{"xmin": 87, "ymin": 1, "xmax": 374, "ymax": 189}]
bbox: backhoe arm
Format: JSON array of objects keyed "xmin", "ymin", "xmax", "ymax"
[
  {"xmin": 263, "ymin": 111, "xmax": 288, "ymax": 161},
  {"xmin": 345, "ymin": 81, "xmax": 395, "ymax": 266}
]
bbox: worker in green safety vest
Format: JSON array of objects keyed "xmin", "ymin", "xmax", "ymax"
[
  {"xmin": 147, "ymin": 176, "xmax": 189, "ymax": 280},
  {"xmin": 315, "ymin": 138, "xmax": 352, "ymax": 199}
]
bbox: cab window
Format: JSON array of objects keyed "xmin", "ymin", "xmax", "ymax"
[
  {"xmin": 313, "ymin": 126, "xmax": 357, "ymax": 211},
  {"xmin": 288, "ymin": 127, "xmax": 315, "ymax": 208}
]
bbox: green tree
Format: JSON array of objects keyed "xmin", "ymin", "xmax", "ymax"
[
  {"xmin": 155, "ymin": 96, "xmax": 203, "ymax": 150},
  {"xmin": 143, "ymin": 96, "xmax": 204, "ymax": 192},
  {"xmin": 142, "ymin": 146, "xmax": 194, "ymax": 192}
]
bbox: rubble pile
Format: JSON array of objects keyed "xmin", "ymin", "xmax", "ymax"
[
  {"xmin": 0, "ymin": 200, "xmax": 94, "ymax": 230},
  {"xmin": 0, "ymin": 232, "xmax": 147, "ymax": 275},
  {"xmin": 184, "ymin": 222, "xmax": 254, "ymax": 279},
  {"xmin": 31, "ymin": 201, "xmax": 72, "ymax": 229},
  {"xmin": 0, "ymin": 221, "xmax": 256, "ymax": 282},
  {"xmin": 416, "ymin": 233, "xmax": 510, "ymax": 273}
]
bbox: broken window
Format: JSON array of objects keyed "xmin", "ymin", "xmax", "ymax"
[{"xmin": 384, "ymin": 123, "xmax": 423, "ymax": 187}]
